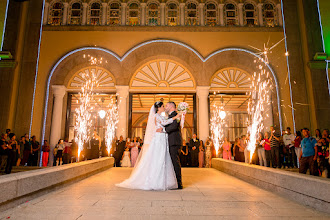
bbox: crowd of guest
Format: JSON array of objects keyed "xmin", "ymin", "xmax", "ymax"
[
  {"xmin": 1, "ymin": 125, "xmax": 329, "ymax": 179},
  {"xmin": 111, "ymin": 136, "xmax": 144, "ymax": 167},
  {"xmin": 217, "ymin": 126, "xmax": 329, "ymax": 178},
  {"xmin": 0, "ymin": 129, "xmax": 41, "ymax": 174}
]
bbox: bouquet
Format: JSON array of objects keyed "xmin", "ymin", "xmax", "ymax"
[{"xmin": 177, "ymin": 102, "xmax": 189, "ymax": 129}]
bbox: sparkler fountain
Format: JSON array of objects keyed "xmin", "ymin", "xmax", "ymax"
[
  {"xmin": 74, "ymin": 73, "xmax": 98, "ymax": 161},
  {"xmin": 210, "ymin": 98, "xmax": 226, "ymax": 156},
  {"xmin": 105, "ymin": 98, "xmax": 119, "ymax": 156},
  {"xmin": 246, "ymin": 66, "xmax": 272, "ymax": 161}
]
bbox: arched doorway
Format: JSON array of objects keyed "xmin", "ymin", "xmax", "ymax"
[
  {"xmin": 128, "ymin": 59, "xmax": 197, "ymax": 140},
  {"xmin": 209, "ymin": 67, "xmax": 275, "ymax": 141}
]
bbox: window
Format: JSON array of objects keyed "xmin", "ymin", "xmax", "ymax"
[
  {"xmin": 68, "ymin": 1, "xmax": 82, "ymax": 25},
  {"xmin": 224, "ymin": 2, "xmax": 238, "ymax": 26},
  {"xmin": 108, "ymin": 1, "xmax": 121, "ymax": 25},
  {"xmin": 185, "ymin": 1, "xmax": 198, "ymax": 26},
  {"xmin": 166, "ymin": 2, "xmax": 179, "ymax": 26},
  {"xmin": 127, "ymin": 2, "xmax": 140, "ymax": 26},
  {"xmin": 205, "ymin": 2, "xmax": 217, "ymax": 26},
  {"xmin": 88, "ymin": 1, "xmax": 102, "ymax": 25},
  {"xmin": 48, "ymin": 1, "xmax": 63, "ymax": 25},
  {"xmin": 147, "ymin": 2, "xmax": 160, "ymax": 26},
  {"xmin": 263, "ymin": 2, "xmax": 277, "ymax": 27},
  {"xmin": 244, "ymin": 3, "xmax": 256, "ymax": 27}
]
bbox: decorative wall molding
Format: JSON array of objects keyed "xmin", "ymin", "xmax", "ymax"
[
  {"xmin": 130, "ymin": 59, "xmax": 196, "ymax": 90},
  {"xmin": 210, "ymin": 67, "xmax": 251, "ymax": 91},
  {"xmin": 67, "ymin": 66, "xmax": 116, "ymax": 89}
]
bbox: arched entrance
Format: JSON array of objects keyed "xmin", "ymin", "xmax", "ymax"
[
  {"xmin": 209, "ymin": 67, "xmax": 276, "ymax": 141},
  {"xmin": 129, "ymin": 59, "xmax": 197, "ymax": 140}
]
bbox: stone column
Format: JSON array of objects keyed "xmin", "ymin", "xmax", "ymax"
[
  {"xmin": 62, "ymin": 2, "xmax": 69, "ymax": 25},
  {"xmin": 199, "ymin": 3, "xmax": 204, "ymax": 26},
  {"xmin": 160, "ymin": 3, "xmax": 165, "ymax": 26},
  {"xmin": 238, "ymin": 3, "xmax": 244, "ymax": 26},
  {"xmin": 43, "ymin": 2, "xmax": 49, "ymax": 25},
  {"xmin": 102, "ymin": 3, "xmax": 107, "ymax": 25},
  {"xmin": 49, "ymin": 85, "xmax": 66, "ymax": 166},
  {"xmin": 219, "ymin": 4, "xmax": 224, "ymax": 26},
  {"xmin": 277, "ymin": 4, "xmax": 283, "ymax": 26},
  {"xmin": 257, "ymin": 3, "xmax": 263, "ymax": 26},
  {"xmin": 196, "ymin": 86, "xmax": 210, "ymax": 142},
  {"xmin": 141, "ymin": 3, "xmax": 146, "ymax": 26},
  {"xmin": 82, "ymin": 3, "xmax": 88, "ymax": 25},
  {"xmin": 121, "ymin": 3, "xmax": 126, "ymax": 25},
  {"xmin": 116, "ymin": 86, "xmax": 129, "ymax": 138},
  {"xmin": 180, "ymin": 3, "xmax": 185, "ymax": 26}
]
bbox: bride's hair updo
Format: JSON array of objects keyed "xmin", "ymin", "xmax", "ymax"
[{"xmin": 154, "ymin": 101, "xmax": 163, "ymax": 113}]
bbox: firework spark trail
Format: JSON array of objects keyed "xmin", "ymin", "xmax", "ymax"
[
  {"xmin": 74, "ymin": 73, "xmax": 98, "ymax": 161},
  {"xmin": 105, "ymin": 98, "xmax": 119, "ymax": 156},
  {"xmin": 247, "ymin": 69, "xmax": 271, "ymax": 160},
  {"xmin": 210, "ymin": 105, "xmax": 225, "ymax": 156}
]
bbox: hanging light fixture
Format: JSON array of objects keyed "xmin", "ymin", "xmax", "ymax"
[
  {"xmin": 98, "ymin": 97, "xmax": 106, "ymax": 119},
  {"xmin": 98, "ymin": 110, "xmax": 106, "ymax": 119}
]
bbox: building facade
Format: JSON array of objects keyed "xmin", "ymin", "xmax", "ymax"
[{"xmin": 0, "ymin": 0, "xmax": 329, "ymax": 155}]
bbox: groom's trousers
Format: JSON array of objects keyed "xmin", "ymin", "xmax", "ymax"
[{"xmin": 169, "ymin": 145, "xmax": 182, "ymax": 187}]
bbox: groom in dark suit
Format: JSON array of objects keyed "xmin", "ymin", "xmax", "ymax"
[{"xmin": 164, "ymin": 102, "xmax": 183, "ymax": 189}]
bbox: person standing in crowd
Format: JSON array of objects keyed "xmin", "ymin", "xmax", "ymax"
[
  {"xmin": 121, "ymin": 147, "xmax": 131, "ymax": 167},
  {"xmin": 283, "ymin": 127, "xmax": 295, "ymax": 168},
  {"xmin": 114, "ymin": 136, "xmax": 126, "ymax": 167},
  {"xmin": 71, "ymin": 139, "xmax": 78, "ymax": 163},
  {"xmin": 55, "ymin": 139, "xmax": 64, "ymax": 166},
  {"xmin": 130, "ymin": 137, "xmax": 140, "ymax": 167},
  {"xmin": 198, "ymin": 140, "xmax": 204, "ymax": 168},
  {"xmin": 41, "ymin": 140, "xmax": 50, "ymax": 167},
  {"xmin": 5, "ymin": 129, "xmax": 11, "ymax": 142},
  {"xmin": 21, "ymin": 134, "xmax": 31, "ymax": 166},
  {"xmin": 186, "ymin": 137, "xmax": 191, "ymax": 167},
  {"xmin": 257, "ymin": 132, "xmax": 266, "ymax": 166},
  {"xmin": 63, "ymin": 138, "xmax": 72, "ymax": 164},
  {"xmin": 262, "ymin": 132, "xmax": 271, "ymax": 167},
  {"xmin": 316, "ymin": 129, "xmax": 330, "ymax": 178},
  {"xmin": 90, "ymin": 131, "xmax": 101, "ymax": 159},
  {"xmin": 0, "ymin": 134, "xmax": 8, "ymax": 174},
  {"xmin": 204, "ymin": 138, "xmax": 213, "ymax": 168},
  {"xmin": 30, "ymin": 136, "xmax": 40, "ymax": 166},
  {"xmin": 299, "ymin": 128, "xmax": 318, "ymax": 175},
  {"xmin": 189, "ymin": 134, "xmax": 199, "ymax": 167},
  {"xmin": 239, "ymin": 135, "xmax": 249, "ymax": 163},
  {"xmin": 314, "ymin": 129, "xmax": 322, "ymax": 141},
  {"xmin": 294, "ymin": 130, "xmax": 302, "ymax": 168},
  {"xmin": 222, "ymin": 137, "xmax": 232, "ymax": 160},
  {"xmin": 5, "ymin": 133, "xmax": 17, "ymax": 174},
  {"xmin": 180, "ymin": 140, "xmax": 188, "ymax": 167},
  {"xmin": 18, "ymin": 136, "xmax": 25, "ymax": 166},
  {"xmin": 269, "ymin": 126, "xmax": 280, "ymax": 168},
  {"xmin": 138, "ymin": 138, "xmax": 143, "ymax": 151}
]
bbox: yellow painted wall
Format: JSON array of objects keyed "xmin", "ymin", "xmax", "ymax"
[{"xmin": 32, "ymin": 29, "xmax": 292, "ymax": 139}]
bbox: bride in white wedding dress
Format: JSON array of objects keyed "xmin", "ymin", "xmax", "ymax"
[{"xmin": 116, "ymin": 101, "xmax": 180, "ymax": 191}]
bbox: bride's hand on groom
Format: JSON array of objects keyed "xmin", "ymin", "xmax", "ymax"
[{"xmin": 156, "ymin": 128, "xmax": 163, "ymax": 133}]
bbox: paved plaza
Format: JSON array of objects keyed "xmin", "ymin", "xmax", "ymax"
[{"xmin": 0, "ymin": 168, "xmax": 329, "ymax": 220}]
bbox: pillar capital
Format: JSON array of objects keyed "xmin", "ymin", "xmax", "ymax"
[
  {"xmin": 52, "ymin": 85, "xmax": 66, "ymax": 98},
  {"xmin": 196, "ymin": 86, "xmax": 210, "ymax": 97}
]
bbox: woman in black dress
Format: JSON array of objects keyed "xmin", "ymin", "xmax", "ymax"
[{"xmin": 180, "ymin": 140, "xmax": 188, "ymax": 167}]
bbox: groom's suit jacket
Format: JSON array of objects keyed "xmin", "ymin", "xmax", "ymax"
[{"xmin": 165, "ymin": 111, "xmax": 182, "ymax": 147}]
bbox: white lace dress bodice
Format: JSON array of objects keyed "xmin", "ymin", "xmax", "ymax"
[{"xmin": 155, "ymin": 114, "xmax": 174, "ymax": 131}]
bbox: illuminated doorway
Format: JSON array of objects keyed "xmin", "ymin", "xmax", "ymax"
[{"xmin": 129, "ymin": 93, "xmax": 196, "ymax": 141}]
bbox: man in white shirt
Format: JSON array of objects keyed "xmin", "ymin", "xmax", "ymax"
[{"xmin": 283, "ymin": 127, "xmax": 296, "ymax": 168}]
